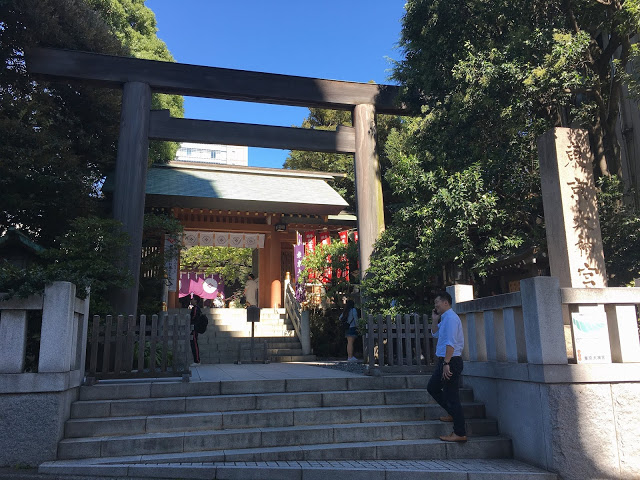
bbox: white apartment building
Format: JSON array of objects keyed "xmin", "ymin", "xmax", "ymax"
[{"xmin": 174, "ymin": 143, "xmax": 248, "ymax": 166}]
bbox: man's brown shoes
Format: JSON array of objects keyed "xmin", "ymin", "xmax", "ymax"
[
  {"xmin": 439, "ymin": 432, "xmax": 467, "ymax": 442},
  {"xmin": 439, "ymin": 415, "xmax": 453, "ymax": 422}
]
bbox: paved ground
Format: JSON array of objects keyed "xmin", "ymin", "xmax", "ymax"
[{"xmin": 94, "ymin": 361, "xmax": 370, "ymax": 385}]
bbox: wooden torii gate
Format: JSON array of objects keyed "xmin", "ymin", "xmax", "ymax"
[{"xmin": 27, "ymin": 48, "xmax": 407, "ymax": 314}]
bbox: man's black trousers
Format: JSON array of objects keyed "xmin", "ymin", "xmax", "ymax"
[{"xmin": 427, "ymin": 356, "xmax": 466, "ymax": 436}]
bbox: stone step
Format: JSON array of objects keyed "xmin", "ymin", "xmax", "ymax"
[
  {"xmin": 203, "ymin": 330, "xmax": 294, "ymax": 339},
  {"xmin": 198, "ymin": 355, "xmax": 316, "ymax": 364},
  {"xmin": 216, "ymin": 335, "xmax": 300, "ymax": 341},
  {"xmin": 265, "ymin": 355, "xmax": 315, "ymax": 362},
  {"xmin": 65, "ymin": 412, "xmax": 496, "ymax": 439},
  {"xmin": 204, "ymin": 321, "xmax": 292, "ymax": 328},
  {"xmin": 39, "ymin": 458, "xmax": 558, "ymax": 479},
  {"xmin": 57, "ymin": 430, "xmax": 509, "ymax": 461},
  {"xmin": 63, "ymin": 403, "xmax": 485, "ymax": 448},
  {"xmin": 77, "ymin": 376, "xmax": 440, "ymax": 401},
  {"xmin": 200, "ymin": 354, "xmax": 315, "ymax": 364},
  {"xmin": 71, "ymin": 388, "xmax": 475, "ymax": 418},
  {"xmin": 201, "ymin": 337, "xmax": 301, "ymax": 346}
]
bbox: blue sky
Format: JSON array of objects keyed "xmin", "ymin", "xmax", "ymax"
[{"xmin": 145, "ymin": 0, "xmax": 406, "ymax": 168}]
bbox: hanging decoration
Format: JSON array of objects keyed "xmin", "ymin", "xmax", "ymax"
[
  {"xmin": 182, "ymin": 231, "xmax": 265, "ymax": 249},
  {"xmin": 178, "ymin": 272, "xmax": 224, "ymax": 299}
]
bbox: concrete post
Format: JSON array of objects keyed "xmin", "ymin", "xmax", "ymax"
[
  {"xmin": 471, "ymin": 312, "xmax": 487, "ymax": 361},
  {"xmin": 484, "ymin": 310, "xmax": 499, "ymax": 362},
  {"xmin": 353, "ymin": 104, "xmax": 385, "ymax": 279},
  {"xmin": 447, "ymin": 284, "xmax": 474, "ymax": 361},
  {"xmin": 537, "ymin": 128, "xmax": 607, "ymax": 289},
  {"xmin": 447, "ymin": 284, "xmax": 474, "ymax": 310},
  {"xmin": 503, "ymin": 307, "xmax": 527, "ymax": 363},
  {"xmin": 0, "ymin": 310, "xmax": 28, "ymax": 373},
  {"xmin": 112, "ymin": 81, "xmax": 152, "ymax": 315},
  {"xmin": 76, "ymin": 291, "xmax": 90, "ymax": 372},
  {"xmin": 606, "ymin": 304, "xmax": 640, "ymax": 362},
  {"xmin": 39, "ymin": 282, "xmax": 76, "ymax": 372},
  {"xmin": 466, "ymin": 312, "xmax": 479, "ymax": 361},
  {"xmin": 520, "ymin": 277, "xmax": 568, "ymax": 364},
  {"xmin": 300, "ymin": 310, "xmax": 311, "ymax": 356}
]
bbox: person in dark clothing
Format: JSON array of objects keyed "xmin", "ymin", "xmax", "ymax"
[
  {"xmin": 189, "ymin": 296, "xmax": 201, "ymax": 365},
  {"xmin": 340, "ymin": 299, "xmax": 359, "ymax": 362}
]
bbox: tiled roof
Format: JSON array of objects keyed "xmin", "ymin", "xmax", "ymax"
[
  {"xmin": 0, "ymin": 227, "xmax": 45, "ymax": 254},
  {"xmin": 145, "ymin": 164, "xmax": 349, "ymax": 215}
]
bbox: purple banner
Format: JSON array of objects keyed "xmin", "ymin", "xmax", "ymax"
[
  {"xmin": 294, "ymin": 243, "xmax": 305, "ymax": 284},
  {"xmin": 179, "ymin": 272, "xmax": 224, "ymax": 299}
]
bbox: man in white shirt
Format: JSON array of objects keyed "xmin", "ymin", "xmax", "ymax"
[{"xmin": 429, "ymin": 291, "xmax": 467, "ymax": 442}]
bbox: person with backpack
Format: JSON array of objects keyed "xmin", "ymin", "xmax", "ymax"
[
  {"xmin": 189, "ymin": 296, "xmax": 202, "ymax": 365},
  {"xmin": 340, "ymin": 299, "xmax": 359, "ymax": 362}
]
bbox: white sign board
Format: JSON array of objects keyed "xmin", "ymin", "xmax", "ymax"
[{"xmin": 572, "ymin": 312, "xmax": 611, "ymax": 363}]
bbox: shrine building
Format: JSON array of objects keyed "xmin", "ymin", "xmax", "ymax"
[{"xmin": 145, "ymin": 160, "xmax": 356, "ymax": 309}]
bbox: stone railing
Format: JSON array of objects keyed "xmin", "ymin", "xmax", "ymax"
[
  {"xmin": 0, "ymin": 281, "xmax": 89, "ymax": 391},
  {"xmin": 449, "ymin": 277, "xmax": 640, "ymax": 479},
  {"xmin": 283, "ymin": 280, "xmax": 311, "ymax": 355},
  {"xmin": 0, "ymin": 281, "xmax": 90, "ymax": 467},
  {"xmin": 450, "ymin": 277, "xmax": 640, "ymax": 367}
]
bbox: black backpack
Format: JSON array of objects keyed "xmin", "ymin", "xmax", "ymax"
[{"xmin": 195, "ymin": 312, "xmax": 208, "ymax": 334}]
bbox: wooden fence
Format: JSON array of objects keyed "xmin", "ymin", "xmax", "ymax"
[
  {"xmin": 86, "ymin": 313, "xmax": 191, "ymax": 382},
  {"xmin": 364, "ymin": 314, "xmax": 435, "ymax": 372}
]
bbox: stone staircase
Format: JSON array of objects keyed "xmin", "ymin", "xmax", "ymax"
[
  {"xmin": 38, "ymin": 374, "xmax": 556, "ymax": 479},
  {"xmin": 172, "ymin": 307, "xmax": 316, "ymax": 363}
]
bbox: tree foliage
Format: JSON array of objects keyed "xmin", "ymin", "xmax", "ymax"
[
  {"xmin": 363, "ymin": 0, "xmax": 640, "ymax": 310},
  {"xmin": 284, "ymin": 107, "xmax": 401, "ymax": 214},
  {"xmin": 84, "ymin": 0, "xmax": 184, "ymax": 162},
  {"xmin": 0, "ymin": 216, "xmax": 132, "ymax": 315},
  {"xmin": 597, "ymin": 176, "xmax": 640, "ymax": 286},
  {"xmin": 0, "ymin": 0, "xmax": 184, "ymax": 313},
  {"xmin": 181, "ymin": 247, "xmax": 253, "ymax": 288},
  {"xmin": 0, "ymin": 0, "xmax": 183, "ymax": 247}
]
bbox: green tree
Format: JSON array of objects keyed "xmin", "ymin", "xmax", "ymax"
[
  {"xmin": 284, "ymin": 108, "xmax": 356, "ymax": 206},
  {"xmin": 1, "ymin": 0, "xmax": 125, "ymax": 245},
  {"xmin": 0, "ymin": 0, "xmax": 184, "ymax": 313},
  {"xmin": 181, "ymin": 247, "xmax": 253, "ymax": 288},
  {"xmin": 363, "ymin": 0, "xmax": 640, "ymax": 310},
  {"xmin": 0, "ymin": 0, "xmax": 183, "ymax": 246},
  {"xmin": 85, "ymin": 0, "xmax": 184, "ymax": 163},
  {"xmin": 0, "ymin": 216, "xmax": 132, "ymax": 315}
]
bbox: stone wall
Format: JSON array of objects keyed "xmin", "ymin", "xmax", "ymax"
[
  {"xmin": 0, "ymin": 389, "xmax": 78, "ymax": 466},
  {"xmin": 464, "ymin": 364, "xmax": 640, "ymax": 479}
]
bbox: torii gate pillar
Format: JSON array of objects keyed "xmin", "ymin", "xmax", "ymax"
[
  {"xmin": 353, "ymin": 104, "xmax": 385, "ymax": 279},
  {"xmin": 111, "ymin": 82, "xmax": 151, "ymax": 315}
]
